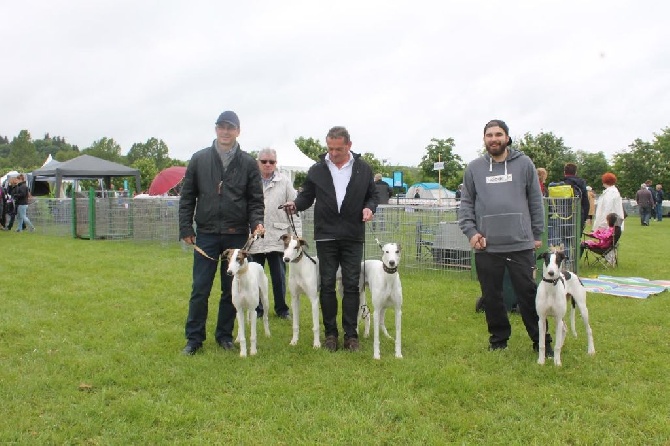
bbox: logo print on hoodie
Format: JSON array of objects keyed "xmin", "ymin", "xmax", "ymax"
[{"xmin": 486, "ymin": 174, "xmax": 513, "ymax": 184}]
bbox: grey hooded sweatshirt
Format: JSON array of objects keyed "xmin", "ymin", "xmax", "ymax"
[{"xmin": 458, "ymin": 149, "xmax": 544, "ymax": 253}]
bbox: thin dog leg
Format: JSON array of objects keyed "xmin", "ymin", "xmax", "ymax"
[
  {"xmin": 537, "ymin": 316, "xmax": 547, "ymax": 365},
  {"xmin": 310, "ymin": 298, "xmax": 321, "ymax": 348},
  {"xmin": 358, "ymin": 290, "xmax": 371, "ymax": 338},
  {"xmin": 380, "ymin": 309, "xmax": 392, "ymax": 339},
  {"xmin": 575, "ymin": 299, "xmax": 595, "ymax": 355},
  {"xmin": 554, "ymin": 317, "xmax": 565, "ymax": 366},
  {"xmin": 237, "ymin": 312, "xmax": 247, "ymax": 358},
  {"xmin": 373, "ymin": 308, "xmax": 382, "ymax": 360},
  {"xmin": 290, "ymin": 294, "xmax": 300, "ymax": 346},
  {"xmin": 395, "ymin": 305, "xmax": 402, "ymax": 359},
  {"xmin": 261, "ymin": 301, "xmax": 271, "ymax": 339},
  {"xmin": 249, "ymin": 309, "xmax": 258, "ymax": 356}
]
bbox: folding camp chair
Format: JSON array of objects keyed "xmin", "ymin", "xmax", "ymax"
[
  {"xmin": 582, "ymin": 224, "xmax": 622, "ymax": 268},
  {"xmin": 415, "ymin": 220, "xmax": 434, "ymax": 261}
]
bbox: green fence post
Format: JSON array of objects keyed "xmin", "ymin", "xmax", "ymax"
[
  {"xmin": 71, "ymin": 190, "xmax": 77, "ymax": 238},
  {"xmin": 89, "ymin": 188, "xmax": 96, "ymax": 240}
]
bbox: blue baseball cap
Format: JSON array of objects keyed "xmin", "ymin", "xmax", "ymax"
[{"xmin": 215, "ymin": 111, "xmax": 240, "ymax": 128}]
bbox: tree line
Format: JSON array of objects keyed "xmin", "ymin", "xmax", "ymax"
[
  {"xmin": 2, "ymin": 125, "xmax": 669, "ymax": 198},
  {"xmin": 295, "ymin": 126, "xmax": 670, "ymax": 198},
  {"xmin": 0, "ymin": 130, "xmax": 185, "ymax": 192}
]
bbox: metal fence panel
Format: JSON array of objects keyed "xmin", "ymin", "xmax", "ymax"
[{"xmin": 24, "ymin": 197, "xmax": 580, "ymax": 273}]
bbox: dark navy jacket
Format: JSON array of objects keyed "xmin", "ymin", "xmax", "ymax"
[{"xmin": 179, "ymin": 142, "xmax": 264, "ymax": 239}]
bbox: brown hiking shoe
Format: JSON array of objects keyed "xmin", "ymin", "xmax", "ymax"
[
  {"xmin": 324, "ymin": 335, "xmax": 339, "ymax": 352},
  {"xmin": 343, "ymin": 337, "xmax": 360, "ymax": 352}
]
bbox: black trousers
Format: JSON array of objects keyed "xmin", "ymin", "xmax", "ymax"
[
  {"xmin": 475, "ymin": 249, "xmax": 550, "ymax": 346},
  {"xmin": 316, "ymin": 239, "xmax": 364, "ymax": 339}
]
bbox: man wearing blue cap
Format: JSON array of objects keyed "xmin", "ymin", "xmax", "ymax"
[{"xmin": 179, "ymin": 110, "xmax": 265, "ymax": 355}]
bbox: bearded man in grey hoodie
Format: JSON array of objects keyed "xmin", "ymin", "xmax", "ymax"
[{"xmin": 458, "ymin": 119, "xmax": 552, "ymax": 355}]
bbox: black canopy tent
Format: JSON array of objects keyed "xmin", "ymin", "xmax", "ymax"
[{"xmin": 30, "ymin": 154, "xmax": 141, "ymax": 197}]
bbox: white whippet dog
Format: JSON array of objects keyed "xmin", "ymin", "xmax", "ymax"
[
  {"xmin": 536, "ymin": 249, "xmax": 595, "ymax": 366},
  {"xmin": 223, "ymin": 248, "xmax": 271, "ymax": 357},
  {"xmin": 359, "ymin": 242, "xmax": 403, "ymax": 360},
  {"xmin": 281, "ymin": 234, "xmax": 321, "ymax": 348}
]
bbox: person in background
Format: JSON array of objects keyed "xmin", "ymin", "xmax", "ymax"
[
  {"xmin": 645, "ymin": 179, "xmax": 654, "ymax": 193},
  {"xmin": 455, "ymin": 183, "xmax": 464, "ymax": 200},
  {"xmin": 536, "ymin": 168, "xmax": 548, "ymax": 196},
  {"xmin": 458, "ymin": 119, "xmax": 551, "ymax": 356},
  {"xmin": 248, "ymin": 148, "xmax": 296, "ymax": 320},
  {"xmin": 373, "ymin": 173, "xmax": 393, "ymax": 231},
  {"xmin": 4, "ymin": 177, "xmax": 18, "ymax": 230},
  {"xmin": 645, "ymin": 180, "xmax": 655, "ymax": 220},
  {"xmin": 0, "ymin": 181, "xmax": 7, "ymax": 230},
  {"xmin": 179, "ymin": 110, "xmax": 265, "ymax": 355},
  {"xmin": 592, "ymin": 172, "xmax": 625, "ymax": 231},
  {"xmin": 635, "ymin": 183, "xmax": 654, "ymax": 226},
  {"xmin": 586, "ymin": 186, "xmax": 596, "ymax": 226},
  {"xmin": 561, "ymin": 163, "xmax": 589, "ymax": 232},
  {"xmin": 281, "ymin": 126, "xmax": 378, "ymax": 352},
  {"xmin": 374, "ymin": 173, "xmax": 393, "ymax": 205},
  {"xmin": 581, "ymin": 212, "xmax": 618, "ymax": 255},
  {"xmin": 655, "ymin": 184, "xmax": 664, "ymax": 222},
  {"xmin": 413, "ymin": 188, "xmax": 421, "ymax": 199},
  {"xmin": 13, "ymin": 174, "xmax": 35, "ymax": 233}
]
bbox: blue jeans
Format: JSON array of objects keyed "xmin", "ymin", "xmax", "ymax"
[
  {"xmin": 250, "ymin": 251, "xmax": 289, "ymax": 316},
  {"xmin": 656, "ymin": 204, "xmax": 663, "ymax": 221},
  {"xmin": 184, "ymin": 232, "xmax": 247, "ymax": 345},
  {"xmin": 316, "ymin": 239, "xmax": 364, "ymax": 339},
  {"xmin": 15, "ymin": 205, "xmax": 34, "ymax": 232}
]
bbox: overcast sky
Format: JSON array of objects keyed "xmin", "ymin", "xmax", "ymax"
[{"xmin": 2, "ymin": 0, "xmax": 669, "ymax": 168}]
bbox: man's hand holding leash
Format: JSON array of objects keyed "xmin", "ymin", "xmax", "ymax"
[
  {"xmin": 470, "ymin": 233, "xmax": 487, "ymax": 250},
  {"xmin": 183, "ymin": 235, "xmax": 195, "ymax": 245},
  {"xmin": 362, "ymin": 208, "xmax": 374, "ymax": 222},
  {"xmin": 280, "ymin": 201, "xmax": 297, "ymax": 214},
  {"xmin": 253, "ymin": 224, "xmax": 265, "ymax": 238}
]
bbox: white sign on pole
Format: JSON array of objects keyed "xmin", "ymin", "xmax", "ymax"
[{"xmin": 433, "ymin": 162, "xmax": 444, "ymax": 171}]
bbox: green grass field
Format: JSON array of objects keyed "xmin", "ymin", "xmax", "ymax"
[{"xmin": 1, "ymin": 220, "xmax": 669, "ymax": 444}]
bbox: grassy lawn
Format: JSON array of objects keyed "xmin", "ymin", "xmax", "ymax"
[{"xmin": 1, "ymin": 220, "xmax": 669, "ymax": 444}]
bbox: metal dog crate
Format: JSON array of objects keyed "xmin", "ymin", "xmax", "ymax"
[{"xmin": 432, "ymin": 221, "xmax": 471, "ymax": 268}]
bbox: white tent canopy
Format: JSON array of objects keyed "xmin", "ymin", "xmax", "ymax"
[
  {"xmin": 270, "ymin": 138, "xmax": 315, "ymax": 185},
  {"xmin": 273, "ymin": 138, "xmax": 314, "ymax": 169},
  {"xmin": 1, "ymin": 170, "xmax": 20, "ymax": 187},
  {"xmin": 407, "ymin": 182, "xmax": 455, "ymax": 199}
]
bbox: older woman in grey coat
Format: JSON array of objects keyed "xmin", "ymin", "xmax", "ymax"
[{"xmin": 248, "ymin": 148, "xmax": 302, "ymax": 319}]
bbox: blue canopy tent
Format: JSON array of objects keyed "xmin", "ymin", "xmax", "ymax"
[{"xmin": 407, "ymin": 182, "xmax": 455, "ymax": 199}]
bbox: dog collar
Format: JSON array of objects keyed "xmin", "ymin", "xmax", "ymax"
[
  {"xmin": 383, "ymin": 264, "xmax": 398, "ymax": 274},
  {"xmin": 290, "ymin": 251, "xmax": 304, "ymax": 263},
  {"xmin": 542, "ymin": 277, "xmax": 564, "ymax": 286}
]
